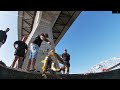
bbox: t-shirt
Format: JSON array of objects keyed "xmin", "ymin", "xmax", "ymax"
[
  {"xmin": 32, "ymin": 35, "xmax": 43, "ymax": 47},
  {"xmin": 14, "ymin": 41, "xmax": 28, "ymax": 52},
  {"xmin": 0, "ymin": 30, "xmax": 7, "ymax": 44},
  {"xmin": 62, "ymin": 53, "xmax": 70, "ymax": 63}
]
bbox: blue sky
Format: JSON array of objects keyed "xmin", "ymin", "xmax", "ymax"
[
  {"xmin": 56, "ymin": 11, "xmax": 120, "ymax": 74},
  {"xmin": 0, "ymin": 11, "xmax": 18, "ymax": 66},
  {"xmin": 1, "ymin": 11, "xmax": 120, "ymax": 74}
]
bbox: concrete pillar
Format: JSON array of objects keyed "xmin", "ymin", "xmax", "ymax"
[{"xmin": 22, "ymin": 11, "xmax": 61, "ymax": 73}]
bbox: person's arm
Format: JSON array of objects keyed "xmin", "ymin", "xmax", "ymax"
[
  {"xmin": 68, "ymin": 54, "xmax": 70, "ymax": 58},
  {"xmin": 2, "ymin": 35, "xmax": 7, "ymax": 44},
  {"xmin": 45, "ymin": 39, "xmax": 51, "ymax": 45},
  {"xmin": 62, "ymin": 54, "xmax": 63, "ymax": 58},
  {"xmin": 40, "ymin": 35, "xmax": 51, "ymax": 45},
  {"xmin": 67, "ymin": 53, "xmax": 70, "ymax": 61},
  {"xmin": 14, "ymin": 41, "xmax": 19, "ymax": 50},
  {"xmin": 24, "ymin": 44, "xmax": 28, "ymax": 57}
]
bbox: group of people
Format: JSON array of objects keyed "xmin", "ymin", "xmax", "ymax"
[{"xmin": 0, "ymin": 28, "xmax": 71, "ymax": 74}]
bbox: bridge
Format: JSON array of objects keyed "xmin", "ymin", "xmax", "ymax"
[
  {"xmin": 18, "ymin": 11, "xmax": 81, "ymax": 46},
  {"xmin": 1, "ymin": 11, "xmax": 120, "ymax": 79},
  {"xmin": 18, "ymin": 11, "xmax": 81, "ymax": 72}
]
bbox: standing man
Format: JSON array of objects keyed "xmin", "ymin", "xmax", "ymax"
[
  {"xmin": 0, "ymin": 28, "xmax": 10, "ymax": 48},
  {"xmin": 27, "ymin": 33, "xmax": 51, "ymax": 71},
  {"xmin": 61, "ymin": 49, "xmax": 70, "ymax": 74},
  {"xmin": 11, "ymin": 36, "xmax": 28, "ymax": 69}
]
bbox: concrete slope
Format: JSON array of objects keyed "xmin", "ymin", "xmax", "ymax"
[{"xmin": 0, "ymin": 65, "xmax": 120, "ymax": 79}]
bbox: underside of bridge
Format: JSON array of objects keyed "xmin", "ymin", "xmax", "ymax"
[{"xmin": 18, "ymin": 11, "xmax": 81, "ymax": 46}]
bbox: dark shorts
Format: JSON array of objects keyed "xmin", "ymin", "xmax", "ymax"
[
  {"xmin": 66, "ymin": 63, "xmax": 70, "ymax": 67},
  {"xmin": 14, "ymin": 50, "xmax": 25, "ymax": 57},
  {"xmin": 63, "ymin": 61, "xmax": 70, "ymax": 67}
]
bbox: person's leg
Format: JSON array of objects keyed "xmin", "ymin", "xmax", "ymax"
[
  {"xmin": 18, "ymin": 58, "xmax": 24, "ymax": 69},
  {"xmin": 62, "ymin": 62, "xmax": 68, "ymax": 74},
  {"xmin": 59, "ymin": 65, "xmax": 65, "ymax": 73},
  {"xmin": 11, "ymin": 56, "xmax": 19, "ymax": 68},
  {"xmin": 18, "ymin": 60, "xmax": 23, "ymax": 69},
  {"xmin": 66, "ymin": 66, "xmax": 69, "ymax": 74},
  {"xmin": 29, "ymin": 50, "xmax": 37, "ymax": 71},
  {"xmin": 27, "ymin": 51, "xmax": 32, "ymax": 71},
  {"xmin": 15, "ymin": 57, "xmax": 20, "ymax": 69},
  {"xmin": 43, "ymin": 56, "xmax": 50, "ymax": 73},
  {"xmin": 66, "ymin": 63, "xmax": 70, "ymax": 74},
  {"xmin": 27, "ymin": 60, "xmax": 31, "ymax": 71},
  {"xmin": 29, "ymin": 43, "xmax": 39, "ymax": 71},
  {"xmin": 62, "ymin": 67, "xmax": 65, "ymax": 74},
  {"xmin": 30, "ymin": 58, "xmax": 36, "ymax": 71},
  {"xmin": 18, "ymin": 57, "xmax": 24, "ymax": 69}
]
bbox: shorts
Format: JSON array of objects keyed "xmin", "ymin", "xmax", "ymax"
[
  {"xmin": 29, "ymin": 43, "xmax": 39, "ymax": 60},
  {"xmin": 14, "ymin": 50, "xmax": 25, "ymax": 57},
  {"xmin": 0, "ymin": 42, "xmax": 3, "ymax": 48},
  {"xmin": 63, "ymin": 61, "xmax": 70, "ymax": 67}
]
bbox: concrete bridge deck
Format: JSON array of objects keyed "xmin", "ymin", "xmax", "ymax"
[{"xmin": 0, "ymin": 65, "xmax": 120, "ymax": 79}]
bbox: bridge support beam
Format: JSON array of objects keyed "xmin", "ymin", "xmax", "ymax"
[{"xmin": 22, "ymin": 11, "xmax": 61, "ymax": 72}]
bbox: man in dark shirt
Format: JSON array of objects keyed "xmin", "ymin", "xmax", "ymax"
[
  {"xmin": 11, "ymin": 36, "xmax": 28, "ymax": 69},
  {"xmin": 61, "ymin": 49, "xmax": 70, "ymax": 74},
  {"xmin": 27, "ymin": 33, "xmax": 51, "ymax": 71},
  {"xmin": 0, "ymin": 28, "xmax": 10, "ymax": 48}
]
